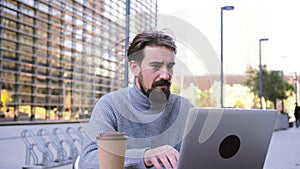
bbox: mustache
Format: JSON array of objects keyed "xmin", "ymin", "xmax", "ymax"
[{"xmin": 152, "ymin": 80, "xmax": 171, "ymax": 88}]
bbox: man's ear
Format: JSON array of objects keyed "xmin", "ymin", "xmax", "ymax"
[{"xmin": 129, "ymin": 60, "xmax": 140, "ymax": 76}]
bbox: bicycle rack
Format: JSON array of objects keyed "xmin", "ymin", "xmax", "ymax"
[
  {"xmin": 37, "ymin": 128, "xmax": 68, "ymax": 164},
  {"xmin": 21, "ymin": 126, "xmax": 85, "ymax": 168},
  {"xmin": 77, "ymin": 126, "xmax": 85, "ymax": 141},
  {"xmin": 52, "ymin": 127, "xmax": 79, "ymax": 161},
  {"xmin": 66, "ymin": 126, "xmax": 84, "ymax": 145},
  {"xmin": 21, "ymin": 129, "xmax": 53, "ymax": 167}
]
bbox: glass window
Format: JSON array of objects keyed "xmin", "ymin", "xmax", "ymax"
[
  {"xmin": 63, "ymin": 39, "xmax": 72, "ymax": 49},
  {"xmin": 23, "ymin": 25, "xmax": 34, "ymax": 34},
  {"xmin": 1, "ymin": 71, "xmax": 16, "ymax": 84},
  {"xmin": 20, "ymin": 0, "xmax": 34, "ymax": 6},
  {"xmin": 74, "ymin": 3, "xmax": 83, "ymax": 14},
  {"xmin": 64, "ymin": 1, "xmax": 73, "ymax": 13},
  {"xmin": 3, "ymin": 30, "xmax": 17, "ymax": 41},
  {"xmin": 37, "ymin": 29, "xmax": 48, "ymax": 39},
  {"xmin": 21, "ymin": 53, "xmax": 34, "ymax": 63},
  {"xmin": 52, "ymin": 8, "xmax": 61, "ymax": 18},
  {"xmin": 2, "ymin": 40, "xmax": 17, "ymax": 59},
  {"xmin": 75, "ymin": 19, "xmax": 83, "ymax": 28},
  {"xmin": 37, "ymin": 49, "xmax": 48, "ymax": 65},
  {"xmin": 21, "ymin": 64, "xmax": 33, "ymax": 73},
  {"xmin": 39, "ymin": 12, "xmax": 48, "ymax": 24},
  {"xmin": 21, "ymin": 5, "xmax": 34, "ymax": 16},
  {"xmin": 75, "ymin": 43, "xmax": 83, "ymax": 52},
  {"xmin": 21, "ymin": 35, "xmax": 33, "ymax": 46},
  {"xmin": 51, "ymin": 67, "xmax": 60, "ymax": 77},
  {"xmin": 64, "ymin": 13, "xmax": 72, "ymax": 23},
  {"xmin": 52, "ymin": 19, "xmax": 61, "ymax": 34},
  {"xmin": 38, "ymin": 3, "xmax": 49, "ymax": 13},
  {"xmin": 37, "ymin": 40, "xmax": 47, "ymax": 50},
  {"xmin": 2, "ymin": 60, "xmax": 17, "ymax": 70},
  {"xmin": 52, "ymin": 46, "xmax": 61, "ymax": 59},
  {"xmin": 51, "ymin": 59, "xmax": 61, "ymax": 69},
  {"xmin": 37, "ymin": 87, "xmax": 48, "ymax": 95},
  {"xmin": 38, "ymin": 21, "xmax": 48, "ymax": 32},
  {"xmin": 51, "ymin": 88, "xmax": 61, "ymax": 95},
  {"xmin": 2, "ymin": 49, "xmax": 16, "ymax": 60},
  {"xmin": 3, "ymin": 18, "xmax": 16, "ymax": 29},
  {"xmin": 21, "ymin": 45, "xmax": 33, "ymax": 54},
  {"xmin": 64, "ymin": 62, "xmax": 72, "ymax": 71},
  {"xmin": 52, "ymin": 1, "xmax": 61, "ymax": 8},
  {"xmin": 20, "ymin": 75, "xmax": 32, "ymax": 84},
  {"xmin": 3, "ymin": 0, "xmax": 18, "ymax": 11}
]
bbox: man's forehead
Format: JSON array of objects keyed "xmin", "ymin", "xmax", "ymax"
[
  {"xmin": 143, "ymin": 46, "xmax": 175, "ymax": 60},
  {"xmin": 144, "ymin": 46, "xmax": 174, "ymax": 54}
]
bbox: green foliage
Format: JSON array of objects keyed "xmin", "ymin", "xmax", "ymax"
[
  {"xmin": 224, "ymin": 84, "xmax": 254, "ymax": 108},
  {"xmin": 198, "ymin": 88, "xmax": 217, "ymax": 107},
  {"xmin": 170, "ymin": 85, "xmax": 180, "ymax": 95},
  {"xmin": 1, "ymin": 89, "xmax": 13, "ymax": 112},
  {"xmin": 244, "ymin": 65, "xmax": 294, "ymax": 108}
]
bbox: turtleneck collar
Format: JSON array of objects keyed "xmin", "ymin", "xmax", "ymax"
[
  {"xmin": 128, "ymin": 80, "xmax": 170, "ymax": 112},
  {"xmin": 128, "ymin": 82, "xmax": 152, "ymax": 111}
]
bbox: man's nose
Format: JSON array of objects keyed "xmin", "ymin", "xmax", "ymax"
[{"xmin": 159, "ymin": 69, "xmax": 171, "ymax": 80}]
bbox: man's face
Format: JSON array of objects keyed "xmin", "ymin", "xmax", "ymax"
[{"xmin": 131, "ymin": 46, "xmax": 175, "ymax": 100}]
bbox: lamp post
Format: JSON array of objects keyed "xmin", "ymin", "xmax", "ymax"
[
  {"xmin": 220, "ymin": 6, "xmax": 234, "ymax": 108},
  {"xmin": 259, "ymin": 38, "xmax": 269, "ymax": 109},
  {"xmin": 295, "ymin": 72, "xmax": 299, "ymax": 104},
  {"xmin": 124, "ymin": 0, "xmax": 130, "ymax": 87}
]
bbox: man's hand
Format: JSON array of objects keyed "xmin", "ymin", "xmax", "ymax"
[{"xmin": 144, "ymin": 145, "xmax": 179, "ymax": 169}]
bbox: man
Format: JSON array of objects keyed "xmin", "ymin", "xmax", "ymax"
[
  {"xmin": 79, "ymin": 30, "xmax": 194, "ymax": 169},
  {"xmin": 295, "ymin": 103, "xmax": 300, "ymax": 128}
]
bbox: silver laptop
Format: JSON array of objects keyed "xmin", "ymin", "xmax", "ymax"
[{"xmin": 177, "ymin": 107, "xmax": 278, "ymax": 169}]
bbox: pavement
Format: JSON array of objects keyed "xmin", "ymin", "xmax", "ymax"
[
  {"xmin": 0, "ymin": 122, "xmax": 86, "ymax": 169},
  {"xmin": 264, "ymin": 126, "xmax": 300, "ymax": 169},
  {"xmin": 0, "ymin": 122, "xmax": 299, "ymax": 169}
]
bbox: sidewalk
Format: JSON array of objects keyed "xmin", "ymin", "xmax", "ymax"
[
  {"xmin": 0, "ymin": 122, "xmax": 299, "ymax": 169},
  {"xmin": 264, "ymin": 126, "xmax": 300, "ymax": 169},
  {"xmin": 0, "ymin": 123, "xmax": 85, "ymax": 169}
]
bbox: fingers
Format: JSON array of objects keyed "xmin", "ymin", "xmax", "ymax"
[
  {"xmin": 144, "ymin": 145, "xmax": 179, "ymax": 169},
  {"xmin": 151, "ymin": 157, "xmax": 163, "ymax": 169},
  {"xmin": 158, "ymin": 154, "xmax": 173, "ymax": 169},
  {"xmin": 165, "ymin": 151, "xmax": 178, "ymax": 168}
]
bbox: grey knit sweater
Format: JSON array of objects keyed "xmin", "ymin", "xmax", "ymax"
[{"xmin": 78, "ymin": 84, "xmax": 194, "ymax": 169}]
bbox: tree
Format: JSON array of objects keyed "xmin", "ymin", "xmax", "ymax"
[
  {"xmin": 267, "ymin": 71, "xmax": 294, "ymax": 109},
  {"xmin": 1, "ymin": 89, "xmax": 13, "ymax": 111},
  {"xmin": 244, "ymin": 65, "xmax": 294, "ymax": 109},
  {"xmin": 225, "ymin": 84, "xmax": 254, "ymax": 109}
]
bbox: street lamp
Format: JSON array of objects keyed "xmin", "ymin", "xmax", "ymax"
[
  {"xmin": 259, "ymin": 38, "xmax": 269, "ymax": 109},
  {"xmin": 220, "ymin": 6, "xmax": 234, "ymax": 108},
  {"xmin": 124, "ymin": 0, "xmax": 130, "ymax": 87},
  {"xmin": 295, "ymin": 72, "xmax": 299, "ymax": 104}
]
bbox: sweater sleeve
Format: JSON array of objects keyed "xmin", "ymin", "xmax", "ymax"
[
  {"xmin": 78, "ymin": 95, "xmax": 149, "ymax": 169},
  {"xmin": 78, "ymin": 96, "xmax": 115, "ymax": 169},
  {"xmin": 124, "ymin": 149, "xmax": 149, "ymax": 169},
  {"xmin": 79, "ymin": 139, "xmax": 149, "ymax": 169}
]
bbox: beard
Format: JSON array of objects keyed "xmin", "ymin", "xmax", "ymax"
[{"xmin": 138, "ymin": 74, "xmax": 171, "ymax": 102}]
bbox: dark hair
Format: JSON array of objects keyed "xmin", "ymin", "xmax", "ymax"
[{"xmin": 127, "ymin": 30, "xmax": 177, "ymax": 65}]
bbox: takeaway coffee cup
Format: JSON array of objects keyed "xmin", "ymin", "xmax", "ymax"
[{"xmin": 96, "ymin": 131, "xmax": 127, "ymax": 169}]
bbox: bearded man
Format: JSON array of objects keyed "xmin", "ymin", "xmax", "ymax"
[{"xmin": 79, "ymin": 30, "xmax": 194, "ymax": 169}]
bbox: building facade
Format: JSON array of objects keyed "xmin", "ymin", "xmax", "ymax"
[{"xmin": 0, "ymin": 0, "xmax": 157, "ymax": 120}]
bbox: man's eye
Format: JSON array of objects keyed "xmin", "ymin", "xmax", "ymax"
[
  {"xmin": 152, "ymin": 65, "xmax": 161, "ymax": 69},
  {"xmin": 167, "ymin": 65, "xmax": 174, "ymax": 70},
  {"xmin": 167, "ymin": 64, "xmax": 175, "ymax": 70}
]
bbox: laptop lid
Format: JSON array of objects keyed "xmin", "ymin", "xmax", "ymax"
[{"xmin": 177, "ymin": 108, "xmax": 278, "ymax": 169}]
